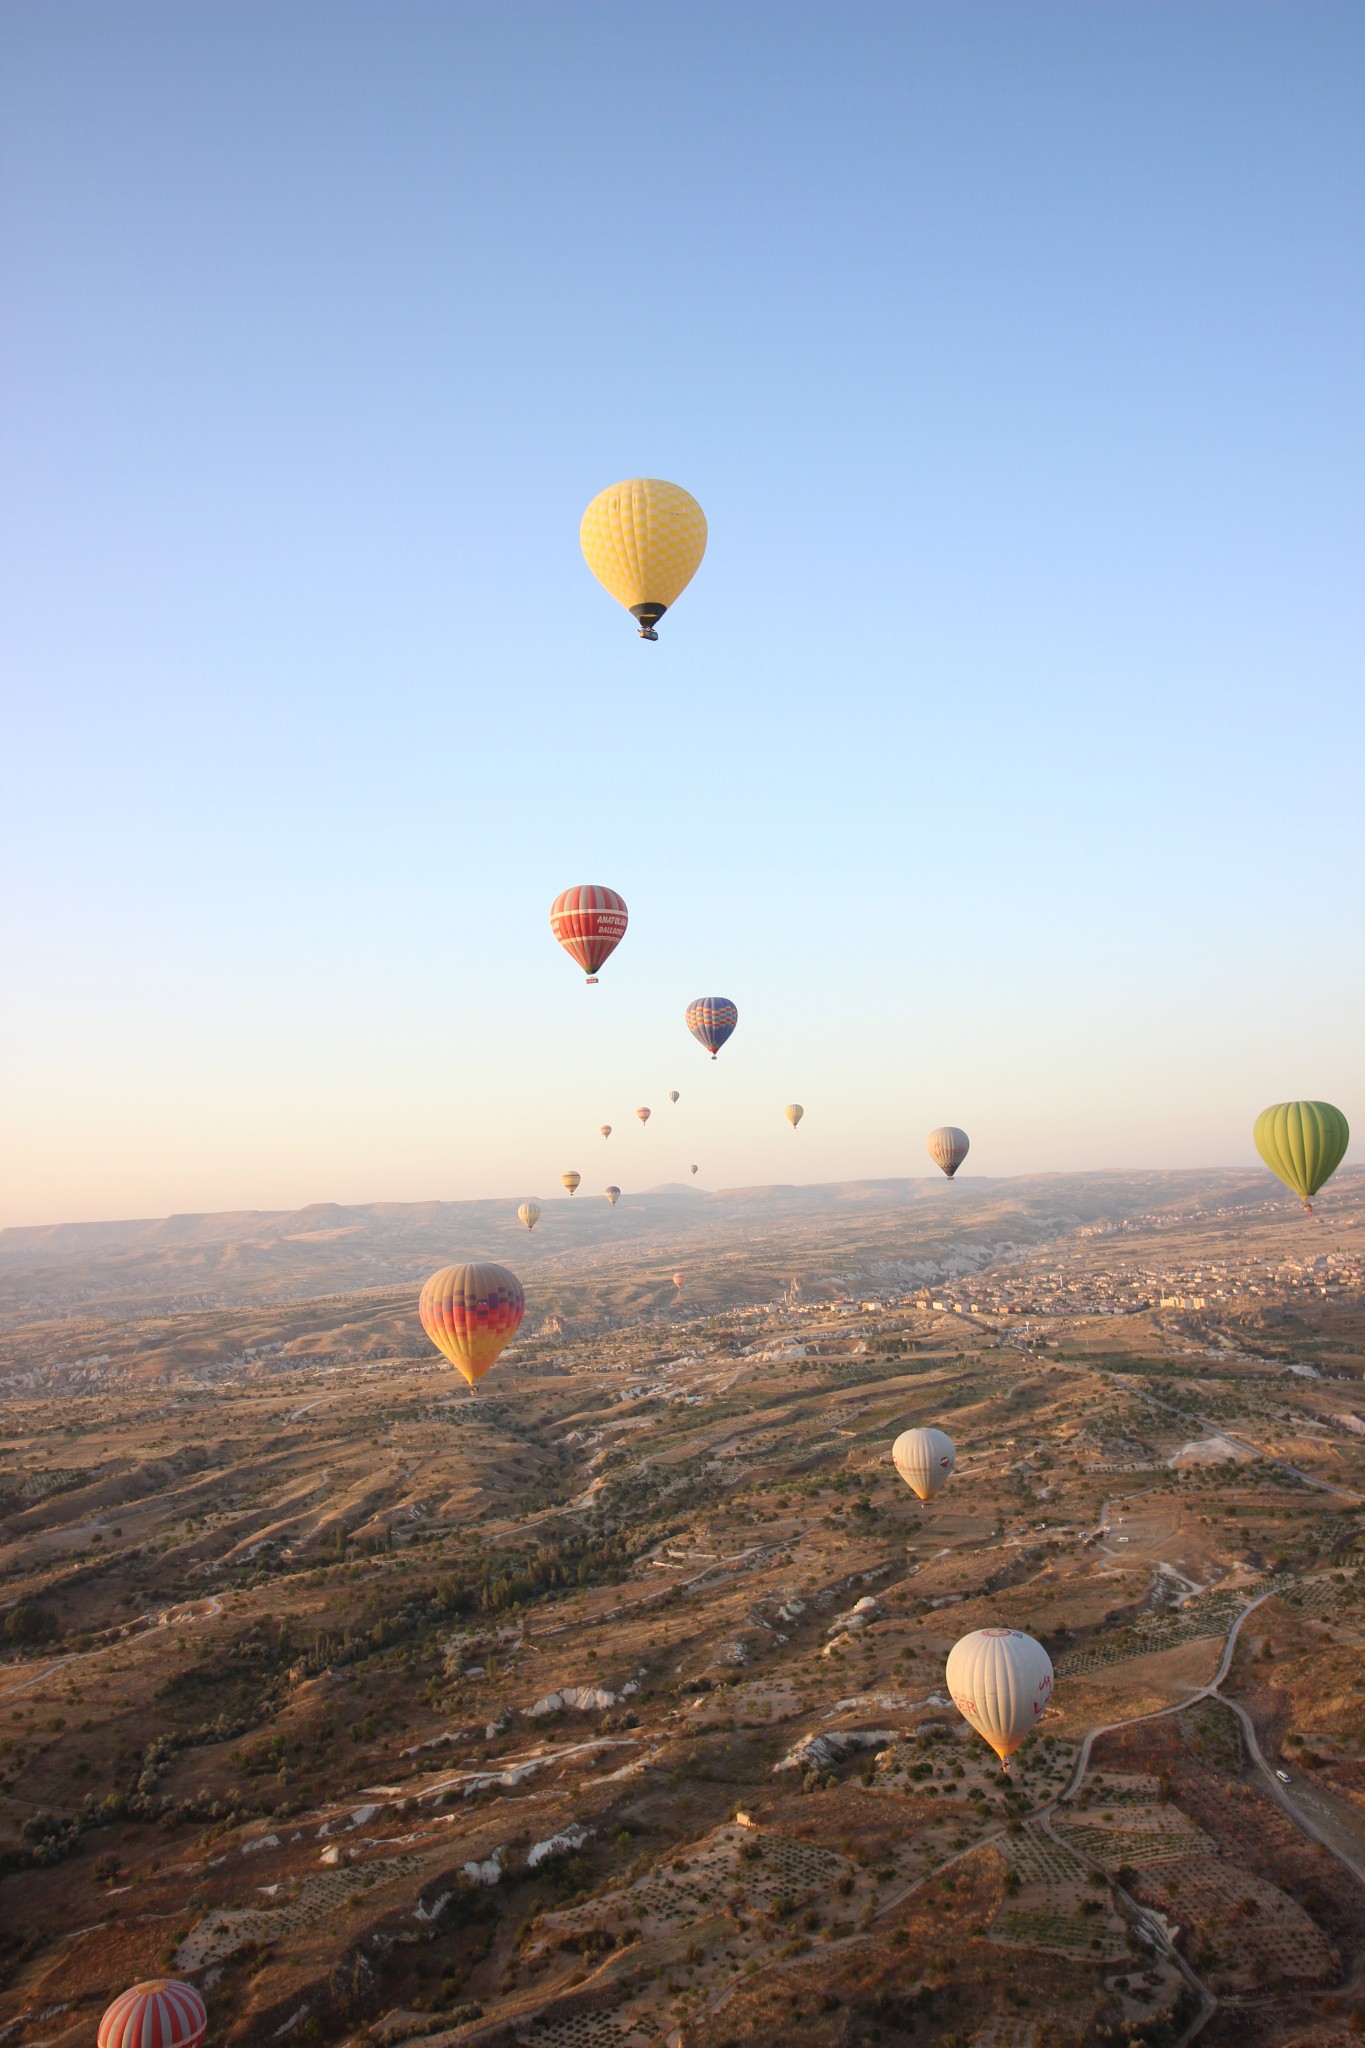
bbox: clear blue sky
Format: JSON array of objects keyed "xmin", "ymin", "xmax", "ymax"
[{"xmin": 2, "ymin": 0, "xmax": 1361, "ymax": 1227}]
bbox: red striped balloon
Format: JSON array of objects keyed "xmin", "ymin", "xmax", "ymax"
[
  {"xmin": 550, "ymin": 885, "xmax": 629, "ymax": 983},
  {"xmin": 927, "ymin": 1126, "xmax": 970, "ymax": 1178},
  {"xmin": 99, "ymin": 1983, "xmax": 207, "ymax": 2048}
]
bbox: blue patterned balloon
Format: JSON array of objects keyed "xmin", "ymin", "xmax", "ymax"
[{"xmin": 685, "ymin": 996, "xmax": 738, "ymax": 1060}]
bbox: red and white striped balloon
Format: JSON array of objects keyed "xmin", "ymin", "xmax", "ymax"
[
  {"xmin": 549, "ymin": 885, "xmax": 628, "ymax": 983},
  {"xmin": 99, "ymin": 1982, "xmax": 207, "ymax": 2048}
]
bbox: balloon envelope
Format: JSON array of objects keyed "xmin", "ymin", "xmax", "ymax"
[
  {"xmin": 946, "ymin": 1628, "xmax": 1053, "ymax": 1769},
  {"xmin": 668, "ymin": 1090, "xmax": 680, "ymax": 1104},
  {"xmin": 636, "ymin": 1106, "xmax": 651, "ymax": 1125},
  {"xmin": 600, "ymin": 1125, "xmax": 612, "ymax": 1139},
  {"xmin": 99, "ymin": 1983, "xmax": 207, "ymax": 2048},
  {"xmin": 891, "ymin": 1427, "xmax": 956, "ymax": 1502},
  {"xmin": 517, "ymin": 1202, "xmax": 541, "ymax": 1232},
  {"xmin": 550, "ymin": 885, "xmax": 628, "ymax": 982},
  {"xmin": 419, "ymin": 1263, "xmax": 525, "ymax": 1390},
  {"xmin": 580, "ymin": 478, "xmax": 707, "ymax": 639},
  {"xmin": 690, "ymin": 1163, "xmax": 699, "ymax": 1175},
  {"xmin": 672, "ymin": 1272, "xmax": 685, "ymax": 1290},
  {"xmin": 1254, "ymin": 1101, "xmax": 1349, "ymax": 1208},
  {"xmin": 605, "ymin": 1186, "xmax": 621, "ymax": 1205},
  {"xmin": 561, "ymin": 1171, "xmax": 581, "ymax": 1194},
  {"xmin": 785, "ymin": 1103, "xmax": 804, "ymax": 1128},
  {"xmin": 686, "ymin": 996, "xmax": 738, "ymax": 1059},
  {"xmin": 927, "ymin": 1126, "xmax": 970, "ymax": 1178}
]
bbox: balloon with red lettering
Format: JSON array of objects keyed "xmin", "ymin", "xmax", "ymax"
[
  {"xmin": 891, "ymin": 1426, "xmax": 956, "ymax": 1502},
  {"xmin": 945, "ymin": 1628, "xmax": 1053, "ymax": 1771},
  {"xmin": 550, "ymin": 885, "xmax": 628, "ymax": 984}
]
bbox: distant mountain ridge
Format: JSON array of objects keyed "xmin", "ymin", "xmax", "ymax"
[{"xmin": 0, "ymin": 1169, "xmax": 1317, "ymax": 1325}]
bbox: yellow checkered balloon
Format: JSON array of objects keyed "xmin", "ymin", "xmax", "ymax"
[{"xmin": 580, "ymin": 478, "xmax": 707, "ymax": 638}]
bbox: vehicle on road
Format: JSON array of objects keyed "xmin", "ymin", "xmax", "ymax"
[{"xmin": 1276, "ymin": 1769, "xmax": 1292, "ymax": 1784}]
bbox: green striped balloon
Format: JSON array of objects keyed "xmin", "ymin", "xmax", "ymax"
[{"xmin": 1253, "ymin": 1100, "xmax": 1350, "ymax": 1210}]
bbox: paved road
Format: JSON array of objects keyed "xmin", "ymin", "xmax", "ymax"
[{"xmin": 1216, "ymin": 1692, "xmax": 1365, "ymax": 1888}]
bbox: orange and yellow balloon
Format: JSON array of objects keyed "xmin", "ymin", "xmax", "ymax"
[
  {"xmin": 561, "ymin": 1171, "xmax": 581, "ymax": 1195},
  {"xmin": 419, "ymin": 1263, "xmax": 525, "ymax": 1391}
]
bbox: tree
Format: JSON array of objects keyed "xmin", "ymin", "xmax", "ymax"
[{"xmin": 5, "ymin": 1604, "xmax": 57, "ymax": 1645}]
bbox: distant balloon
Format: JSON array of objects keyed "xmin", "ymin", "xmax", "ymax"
[
  {"xmin": 785, "ymin": 1103, "xmax": 804, "ymax": 1128},
  {"xmin": 550, "ymin": 885, "xmax": 629, "ymax": 984},
  {"xmin": 927, "ymin": 1126, "xmax": 970, "ymax": 1179},
  {"xmin": 517, "ymin": 1202, "xmax": 541, "ymax": 1232},
  {"xmin": 1254, "ymin": 1101, "xmax": 1350, "ymax": 1212},
  {"xmin": 561, "ymin": 1171, "xmax": 581, "ymax": 1195},
  {"xmin": 672, "ymin": 1272, "xmax": 685, "ymax": 1293},
  {"xmin": 891, "ymin": 1426, "xmax": 956, "ymax": 1502},
  {"xmin": 600, "ymin": 1124, "xmax": 612, "ymax": 1139},
  {"xmin": 686, "ymin": 996, "xmax": 738, "ymax": 1059},
  {"xmin": 580, "ymin": 478, "xmax": 708, "ymax": 640},
  {"xmin": 100, "ymin": 1984, "xmax": 207, "ymax": 2048},
  {"xmin": 946, "ymin": 1628, "xmax": 1053, "ymax": 1771},
  {"xmin": 690, "ymin": 1163, "xmax": 699, "ymax": 1176},
  {"xmin": 668, "ymin": 1090, "xmax": 680, "ymax": 1104},
  {"xmin": 636, "ymin": 1106, "xmax": 651, "ymax": 1125},
  {"xmin": 605, "ymin": 1185, "xmax": 621, "ymax": 1205},
  {"xmin": 419, "ymin": 1263, "xmax": 525, "ymax": 1392}
]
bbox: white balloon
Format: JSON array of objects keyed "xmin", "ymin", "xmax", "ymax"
[
  {"xmin": 945, "ymin": 1628, "xmax": 1054, "ymax": 1770},
  {"xmin": 891, "ymin": 1426, "xmax": 956, "ymax": 1502}
]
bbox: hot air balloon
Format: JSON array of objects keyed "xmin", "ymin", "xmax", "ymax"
[
  {"xmin": 99, "ymin": 1983, "xmax": 207, "ymax": 2048},
  {"xmin": 1254, "ymin": 1101, "xmax": 1350, "ymax": 1213},
  {"xmin": 690, "ymin": 1163, "xmax": 699, "ymax": 1176},
  {"xmin": 605, "ymin": 1186, "xmax": 621, "ymax": 1205},
  {"xmin": 419, "ymin": 1263, "xmax": 525, "ymax": 1392},
  {"xmin": 600, "ymin": 1124, "xmax": 612, "ymax": 1139},
  {"xmin": 561, "ymin": 1171, "xmax": 581, "ymax": 1195},
  {"xmin": 550, "ymin": 885, "xmax": 628, "ymax": 984},
  {"xmin": 686, "ymin": 996, "xmax": 738, "ymax": 1059},
  {"xmin": 945, "ymin": 1628, "xmax": 1053, "ymax": 1772},
  {"xmin": 891, "ymin": 1426, "xmax": 956, "ymax": 1502},
  {"xmin": 785, "ymin": 1103, "xmax": 804, "ymax": 1128},
  {"xmin": 672, "ymin": 1272, "xmax": 685, "ymax": 1293},
  {"xmin": 927, "ymin": 1126, "xmax": 970, "ymax": 1179},
  {"xmin": 636, "ymin": 1106, "xmax": 651, "ymax": 1126},
  {"xmin": 668, "ymin": 1090, "xmax": 680, "ymax": 1104},
  {"xmin": 517, "ymin": 1202, "xmax": 541, "ymax": 1232},
  {"xmin": 580, "ymin": 478, "xmax": 707, "ymax": 640}
]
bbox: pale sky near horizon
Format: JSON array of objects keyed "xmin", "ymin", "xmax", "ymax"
[{"xmin": 2, "ymin": 0, "xmax": 1362, "ymax": 1230}]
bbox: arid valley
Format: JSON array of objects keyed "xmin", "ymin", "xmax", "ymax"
[{"xmin": 3, "ymin": 1170, "xmax": 1365, "ymax": 2048}]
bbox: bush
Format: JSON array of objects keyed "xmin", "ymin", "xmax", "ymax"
[{"xmin": 4, "ymin": 1605, "xmax": 58, "ymax": 1646}]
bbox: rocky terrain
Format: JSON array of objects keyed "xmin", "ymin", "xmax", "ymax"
[{"xmin": 3, "ymin": 1169, "xmax": 1365, "ymax": 2048}]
